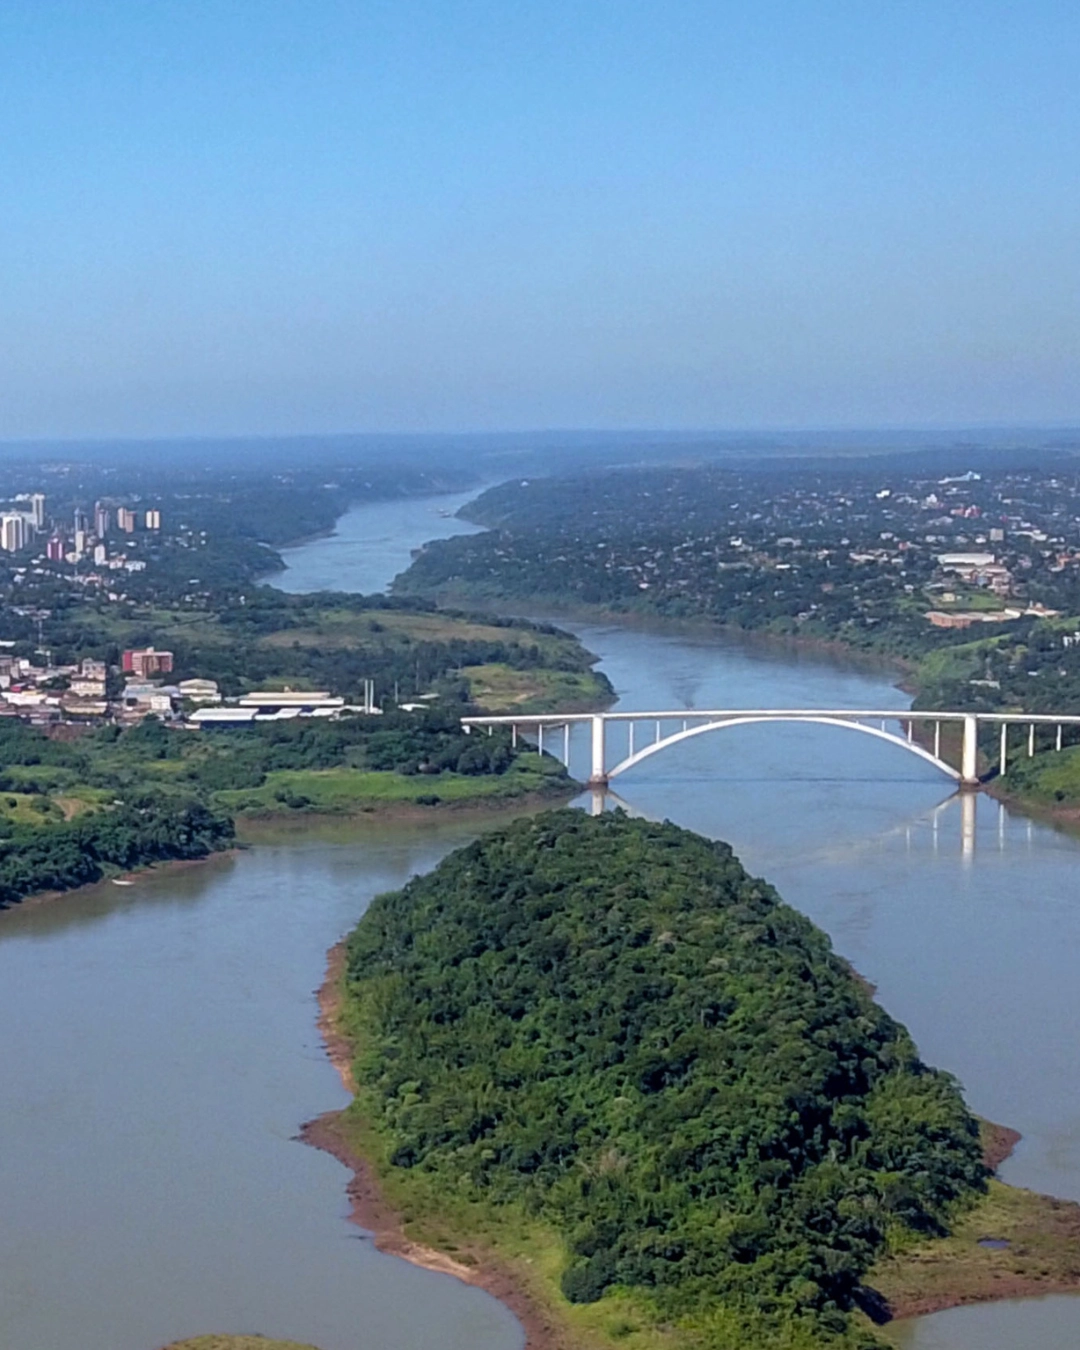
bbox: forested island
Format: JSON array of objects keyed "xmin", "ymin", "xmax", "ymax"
[{"xmin": 318, "ymin": 811, "xmax": 1080, "ymax": 1350}]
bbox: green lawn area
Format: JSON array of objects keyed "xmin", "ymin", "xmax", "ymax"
[
  {"xmin": 214, "ymin": 752, "xmax": 573, "ymax": 815},
  {"xmin": 73, "ymin": 604, "xmax": 230, "ymax": 645},
  {"xmin": 926, "ymin": 587, "xmax": 1009, "ymax": 612},
  {"xmin": 913, "ymin": 634, "xmax": 1011, "ymax": 686},
  {"xmin": 1, "ymin": 763, "xmax": 79, "ymax": 789},
  {"xmin": 70, "ymin": 598, "xmax": 587, "ymax": 661},
  {"xmin": 53, "ymin": 787, "xmax": 114, "ymax": 818},
  {"xmin": 0, "ymin": 791, "xmax": 64, "ymax": 826},
  {"xmin": 462, "ymin": 663, "xmax": 610, "ymax": 713}
]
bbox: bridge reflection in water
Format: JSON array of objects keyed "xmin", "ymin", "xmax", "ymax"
[{"xmin": 584, "ymin": 785, "xmax": 1026, "ymax": 864}]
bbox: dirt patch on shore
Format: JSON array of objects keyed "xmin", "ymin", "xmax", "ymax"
[
  {"xmin": 981, "ymin": 1120, "xmax": 1022, "ymax": 1172},
  {"xmin": 299, "ymin": 941, "xmax": 577, "ymax": 1350}
]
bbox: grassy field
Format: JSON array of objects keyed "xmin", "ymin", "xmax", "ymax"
[
  {"xmin": 911, "ymin": 633, "xmax": 1010, "ymax": 687},
  {"xmin": 460, "ymin": 662, "xmax": 612, "ymax": 713},
  {"xmin": 215, "ymin": 752, "xmax": 573, "ymax": 815},
  {"xmin": 869, "ymin": 1179, "xmax": 1080, "ymax": 1330},
  {"xmin": 68, "ymin": 598, "xmax": 590, "ymax": 661},
  {"xmin": 62, "ymin": 598, "xmax": 606, "ymax": 711},
  {"xmin": 925, "ymin": 588, "xmax": 1010, "ymax": 613},
  {"xmin": 256, "ymin": 606, "xmax": 586, "ymax": 653},
  {"xmin": 0, "ymin": 790, "xmax": 65, "ymax": 825}
]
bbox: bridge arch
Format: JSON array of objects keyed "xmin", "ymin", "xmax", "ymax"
[{"xmin": 605, "ymin": 714, "xmax": 961, "ymax": 782}]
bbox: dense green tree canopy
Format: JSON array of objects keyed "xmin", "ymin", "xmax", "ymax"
[{"xmin": 346, "ymin": 811, "xmax": 986, "ymax": 1345}]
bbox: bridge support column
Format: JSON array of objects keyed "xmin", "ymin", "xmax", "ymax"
[
  {"xmin": 961, "ymin": 714, "xmax": 979, "ymax": 787},
  {"xmin": 588, "ymin": 715, "xmax": 608, "ymax": 787}
]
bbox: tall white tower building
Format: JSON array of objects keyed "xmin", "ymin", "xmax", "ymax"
[{"xmin": 1, "ymin": 514, "xmax": 29, "ymax": 552}]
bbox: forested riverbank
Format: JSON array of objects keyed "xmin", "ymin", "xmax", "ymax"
[
  {"xmin": 390, "ymin": 460, "xmax": 1080, "ymax": 813},
  {"xmin": 317, "ymin": 811, "xmax": 1080, "ymax": 1350},
  {"xmin": 0, "ymin": 567, "xmax": 616, "ymax": 908},
  {"xmin": 0, "ymin": 706, "xmax": 585, "ymax": 910}
]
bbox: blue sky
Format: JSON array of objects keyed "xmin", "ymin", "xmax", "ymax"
[{"xmin": 1, "ymin": 1, "xmax": 1077, "ymax": 438}]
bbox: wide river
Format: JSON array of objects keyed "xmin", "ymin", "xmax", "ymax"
[{"xmin": 2, "ymin": 493, "xmax": 1079, "ymax": 1350}]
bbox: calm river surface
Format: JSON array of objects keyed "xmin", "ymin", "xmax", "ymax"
[{"xmin": 3, "ymin": 492, "xmax": 1079, "ymax": 1349}]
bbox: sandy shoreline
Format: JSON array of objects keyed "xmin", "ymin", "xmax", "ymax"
[{"xmin": 298, "ymin": 939, "xmax": 573, "ymax": 1350}]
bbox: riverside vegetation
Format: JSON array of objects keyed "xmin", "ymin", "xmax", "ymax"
[
  {"xmin": 0, "ymin": 589, "xmax": 610, "ymax": 909},
  {"xmin": 327, "ymin": 811, "xmax": 1080, "ymax": 1350},
  {"xmin": 392, "ymin": 456, "xmax": 1080, "ymax": 808},
  {"xmin": 0, "ymin": 706, "xmax": 577, "ymax": 910}
]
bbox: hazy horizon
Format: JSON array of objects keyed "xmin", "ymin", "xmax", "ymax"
[
  {"xmin": 3, "ymin": 424, "xmax": 1079, "ymax": 478},
  {"xmin": 2, "ymin": 2, "xmax": 1078, "ymax": 439}
]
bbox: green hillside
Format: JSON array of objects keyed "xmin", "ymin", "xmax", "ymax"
[{"xmin": 341, "ymin": 811, "xmax": 988, "ymax": 1349}]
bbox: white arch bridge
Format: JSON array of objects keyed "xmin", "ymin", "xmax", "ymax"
[{"xmin": 461, "ymin": 708, "xmax": 1080, "ymax": 788}]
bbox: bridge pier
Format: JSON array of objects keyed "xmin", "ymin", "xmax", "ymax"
[
  {"xmin": 961, "ymin": 714, "xmax": 979, "ymax": 787},
  {"xmin": 588, "ymin": 714, "xmax": 608, "ymax": 786}
]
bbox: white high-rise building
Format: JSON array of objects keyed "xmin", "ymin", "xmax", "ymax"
[
  {"xmin": 29, "ymin": 494, "xmax": 45, "ymax": 529},
  {"xmin": 1, "ymin": 514, "xmax": 29, "ymax": 552}
]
